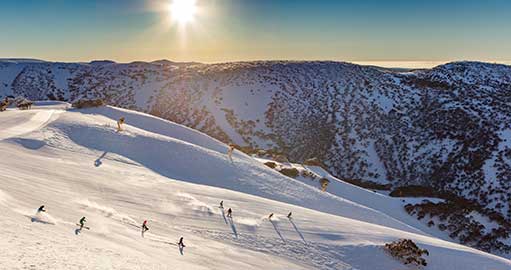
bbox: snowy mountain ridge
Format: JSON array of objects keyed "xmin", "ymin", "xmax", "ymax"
[{"xmin": 1, "ymin": 60, "xmax": 511, "ymax": 255}]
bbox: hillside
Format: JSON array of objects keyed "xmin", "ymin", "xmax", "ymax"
[
  {"xmin": 1, "ymin": 103, "xmax": 510, "ymax": 269},
  {"xmin": 1, "ymin": 60, "xmax": 511, "ymax": 255}
]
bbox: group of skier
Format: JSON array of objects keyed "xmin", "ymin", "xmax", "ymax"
[
  {"xmin": 224, "ymin": 144, "xmax": 297, "ymax": 222},
  {"xmin": 219, "ymin": 201, "xmax": 293, "ymax": 221},
  {"xmin": 35, "ymin": 200, "xmax": 292, "ymax": 253},
  {"xmin": 140, "ymin": 220, "xmax": 185, "ymax": 247},
  {"xmin": 39, "ymin": 205, "xmax": 89, "ymax": 230},
  {"xmin": 31, "ymin": 125, "xmax": 296, "ymax": 253},
  {"xmin": 219, "ymin": 201, "xmax": 233, "ymax": 218},
  {"xmin": 269, "ymin": 212, "xmax": 292, "ymax": 220},
  {"xmin": 35, "ymin": 205, "xmax": 186, "ymax": 248},
  {"xmin": 220, "ymin": 201, "xmax": 233, "ymax": 218},
  {"xmin": 30, "ymin": 120, "xmax": 247, "ymax": 251}
]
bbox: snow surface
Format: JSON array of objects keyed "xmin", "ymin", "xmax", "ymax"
[
  {"xmin": 0, "ymin": 103, "xmax": 510, "ymax": 269},
  {"xmin": 255, "ymin": 158, "xmax": 454, "ymax": 241}
]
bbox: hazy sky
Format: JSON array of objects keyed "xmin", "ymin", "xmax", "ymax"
[{"xmin": 1, "ymin": 0, "xmax": 510, "ymax": 65}]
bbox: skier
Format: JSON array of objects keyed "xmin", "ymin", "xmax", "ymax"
[
  {"xmin": 268, "ymin": 213, "xmax": 274, "ymax": 220},
  {"xmin": 226, "ymin": 208, "xmax": 232, "ymax": 218},
  {"xmin": 117, "ymin": 117, "xmax": 125, "ymax": 132},
  {"xmin": 287, "ymin": 212, "xmax": 292, "ymax": 219},
  {"xmin": 219, "ymin": 200, "xmax": 224, "ymax": 209},
  {"xmin": 37, "ymin": 205, "xmax": 46, "ymax": 213},
  {"xmin": 178, "ymin": 237, "xmax": 186, "ymax": 248},
  {"xmin": 227, "ymin": 144, "xmax": 235, "ymax": 161},
  {"xmin": 141, "ymin": 220, "xmax": 149, "ymax": 237},
  {"xmin": 79, "ymin": 216, "xmax": 87, "ymax": 229}
]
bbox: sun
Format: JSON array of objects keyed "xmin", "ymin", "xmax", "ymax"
[{"xmin": 169, "ymin": 0, "xmax": 197, "ymax": 24}]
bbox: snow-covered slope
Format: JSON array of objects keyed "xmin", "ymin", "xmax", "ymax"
[
  {"xmin": 1, "ymin": 59, "xmax": 511, "ymax": 254},
  {"xmin": 254, "ymin": 158, "xmax": 451, "ymax": 239},
  {"xmin": 0, "ymin": 103, "xmax": 509, "ymax": 269}
]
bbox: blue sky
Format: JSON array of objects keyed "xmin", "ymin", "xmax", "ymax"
[{"xmin": 0, "ymin": 0, "xmax": 510, "ymax": 64}]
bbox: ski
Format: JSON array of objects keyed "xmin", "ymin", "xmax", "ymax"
[{"xmin": 76, "ymin": 224, "xmax": 90, "ymax": 230}]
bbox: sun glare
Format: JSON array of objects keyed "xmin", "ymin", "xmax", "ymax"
[{"xmin": 169, "ymin": 0, "xmax": 197, "ymax": 24}]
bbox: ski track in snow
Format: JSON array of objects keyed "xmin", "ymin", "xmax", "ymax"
[
  {"xmin": 190, "ymin": 228, "xmax": 354, "ymax": 270},
  {"xmin": 0, "ymin": 109, "xmax": 57, "ymax": 141}
]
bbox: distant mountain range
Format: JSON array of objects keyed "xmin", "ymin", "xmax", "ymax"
[{"xmin": 1, "ymin": 59, "xmax": 510, "ymax": 255}]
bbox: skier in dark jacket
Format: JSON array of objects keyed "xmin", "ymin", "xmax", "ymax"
[
  {"xmin": 178, "ymin": 237, "xmax": 185, "ymax": 247},
  {"xmin": 37, "ymin": 205, "xmax": 46, "ymax": 213},
  {"xmin": 79, "ymin": 216, "xmax": 87, "ymax": 229},
  {"xmin": 287, "ymin": 212, "xmax": 292, "ymax": 219},
  {"xmin": 268, "ymin": 213, "xmax": 274, "ymax": 220},
  {"xmin": 220, "ymin": 200, "xmax": 224, "ymax": 209},
  {"xmin": 226, "ymin": 208, "xmax": 232, "ymax": 218},
  {"xmin": 141, "ymin": 220, "xmax": 149, "ymax": 237}
]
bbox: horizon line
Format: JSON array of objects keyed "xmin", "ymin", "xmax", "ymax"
[{"xmin": 1, "ymin": 57, "xmax": 511, "ymax": 69}]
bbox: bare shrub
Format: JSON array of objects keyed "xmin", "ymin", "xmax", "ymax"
[
  {"xmin": 72, "ymin": 98, "xmax": 105, "ymax": 109},
  {"xmin": 279, "ymin": 167, "xmax": 299, "ymax": 178},
  {"xmin": 385, "ymin": 239, "xmax": 429, "ymax": 267}
]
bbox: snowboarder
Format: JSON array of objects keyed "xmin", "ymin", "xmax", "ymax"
[
  {"xmin": 219, "ymin": 200, "xmax": 224, "ymax": 209},
  {"xmin": 79, "ymin": 216, "xmax": 87, "ymax": 229},
  {"xmin": 268, "ymin": 213, "xmax": 274, "ymax": 220},
  {"xmin": 226, "ymin": 208, "xmax": 232, "ymax": 218},
  {"xmin": 117, "ymin": 117, "xmax": 125, "ymax": 132},
  {"xmin": 227, "ymin": 144, "xmax": 235, "ymax": 161},
  {"xmin": 287, "ymin": 212, "xmax": 292, "ymax": 219},
  {"xmin": 37, "ymin": 205, "xmax": 46, "ymax": 213},
  {"xmin": 141, "ymin": 220, "xmax": 149, "ymax": 237},
  {"xmin": 178, "ymin": 237, "xmax": 186, "ymax": 247}
]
